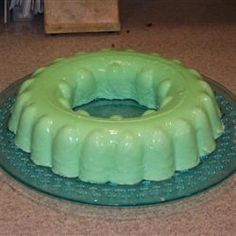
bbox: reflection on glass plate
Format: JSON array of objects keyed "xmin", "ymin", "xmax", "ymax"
[{"xmin": 0, "ymin": 77, "xmax": 235, "ymax": 206}]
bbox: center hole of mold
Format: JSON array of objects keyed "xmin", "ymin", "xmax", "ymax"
[{"xmin": 73, "ymin": 99, "xmax": 154, "ymax": 118}]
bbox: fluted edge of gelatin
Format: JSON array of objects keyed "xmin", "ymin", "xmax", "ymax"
[{"xmin": 7, "ymin": 51, "xmax": 224, "ymax": 184}]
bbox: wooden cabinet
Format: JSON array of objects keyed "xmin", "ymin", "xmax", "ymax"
[{"xmin": 44, "ymin": 0, "xmax": 120, "ymax": 34}]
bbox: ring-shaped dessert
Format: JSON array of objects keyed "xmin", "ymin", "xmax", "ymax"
[{"xmin": 8, "ymin": 51, "xmax": 224, "ymax": 184}]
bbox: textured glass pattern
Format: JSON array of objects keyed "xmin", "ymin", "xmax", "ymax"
[{"xmin": 0, "ymin": 78, "xmax": 235, "ymax": 206}]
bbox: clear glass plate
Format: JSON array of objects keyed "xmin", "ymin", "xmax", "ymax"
[{"xmin": 0, "ymin": 77, "xmax": 235, "ymax": 206}]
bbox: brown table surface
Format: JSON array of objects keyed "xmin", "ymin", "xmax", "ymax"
[{"xmin": 0, "ymin": 1, "xmax": 235, "ymax": 235}]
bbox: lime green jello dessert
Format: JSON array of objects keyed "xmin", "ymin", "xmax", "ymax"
[{"xmin": 8, "ymin": 51, "xmax": 224, "ymax": 184}]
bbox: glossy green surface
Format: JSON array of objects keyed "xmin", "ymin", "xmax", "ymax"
[{"xmin": 8, "ymin": 51, "xmax": 224, "ymax": 184}]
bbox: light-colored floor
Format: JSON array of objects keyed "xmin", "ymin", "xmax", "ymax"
[{"xmin": 0, "ymin": 0, "xmax": 235, "ymax": 235}]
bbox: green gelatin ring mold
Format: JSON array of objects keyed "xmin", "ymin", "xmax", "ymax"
[{"xmin": 8, "ymin": 51, "xmax": 224, "ymax": 185}]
